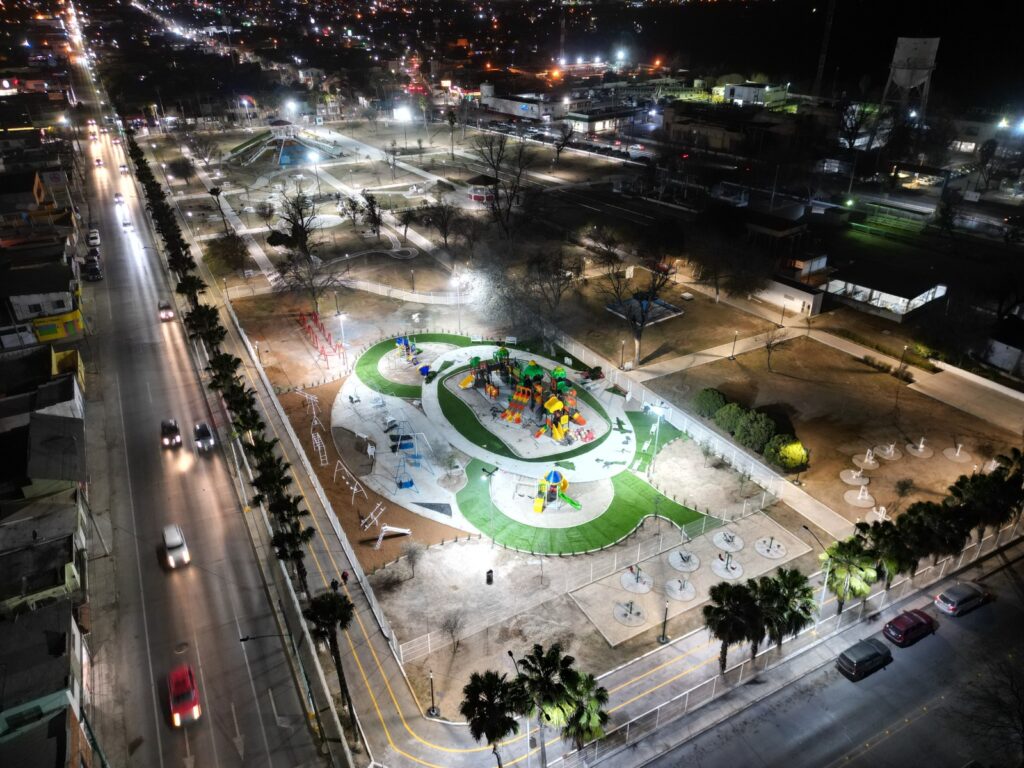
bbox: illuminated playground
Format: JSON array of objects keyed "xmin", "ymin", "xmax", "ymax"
[{"xmin": 332, "ymin": 333, "xmax": 712, "ymax": 554}]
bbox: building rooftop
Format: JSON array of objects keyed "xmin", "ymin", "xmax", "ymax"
[
  {"xmin": 26, "ymin": 413, "xmax": 85, "ymax": 484},
  {"xmin": 0, "ymin": 708, "xmax": 67, "ymax": 767},
  {"xmin": 0, "ymin": 263, "xmax": 73, "ymax": 297},
  {"xmin": 0, "ymin": 493, "xmax": 79, "ymax": 547},
  {"xmin": 830, "ymin": 259, "xmax": 946, "ymax": 300},
  {"xmin": 0, "ymin": 598, "xmax": 72, "ymax": 710},
  {"xmin": 0, "ymin": 534, "xmax": 74, "ymax": 603},
  {"xmin": 0, "ymin": 346, "xmax": 56, "ymax": 396}
]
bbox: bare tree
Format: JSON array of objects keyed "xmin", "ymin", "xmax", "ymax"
[
  {"xmin": 441, "ymin": 609, "xmax": 466, "ymax": 654},
  {"xmin": 399, "ymin": 208, "xmax": 416, "ymax": 242},
  {"xmin": 361, "ymin": 106, "xmax": 378, "ymax": 132},
  {"xmin": 402, "ymin": 541, "xmax": 425, "ymax": 579},
  {"xmin": 255, "ymin": 201, "xmax": 275, "ymax": 227},
  {"xmin": 524, "ymin": 246, "xmax": 581, "ymax": 319},
  {"xmin": 598, "ymin": 261, "xmax": 676, "ymax": 369},
  {"xmin": 455, "ymin": 215, "xmax": 486, "ymax": 262},
  {"xmin": 208, "ymin": 187, "xmax": 229, "ymax": 235},
  {"xmin": 343, "ymin": 196, "xmax": 361, "ymax": 229},
  {"xmin": 167, "ymin": 157, "xmax": 195, "ymax": 185},
  {"xmin": 427, "ymin": 201, "xmax": 460, "ymax": 249},
  {"xmin": 948, "ymin": 658, "xmax": 1024, "ymax": 767},
  {"xmin": 269, "ymin": 191, "xmax": 345, "ymax": 310},
  {"xmin": 553, "ymin": 122, "xmax": 576, "ymax": 163},
  {"xmin": 193, "ymin": 135, "xmax": 218, "ymax": 166},
  {"xmin": 762, "ymin": 326, "xmax": 786, "ymax": 372},
  {"xmin": 470, "ymin": 132, "xmax": 533, "ymax": 240}
]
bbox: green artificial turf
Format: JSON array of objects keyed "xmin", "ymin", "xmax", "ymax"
[
  {"xmin": 229, "ymin": 130, "xmax": 272, "ymax": 156},
  {"xmin": 458, "ymin": 459, "xmax": 704, "ymax": 554},
  {"xmin": 354, "ymin": 333, "xmax": 475, "ymax": 397},
  {"xmin": 437, "ymin": 367, "xmax": 612, "ymax": 462},
  {"xmin": 627, "ymin": 410, "xmax": 686, "ymax": 474}
]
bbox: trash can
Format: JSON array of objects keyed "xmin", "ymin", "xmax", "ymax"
[{"xmin": 486, "ymin": 569, "xmax": 494, "ymax": 585}]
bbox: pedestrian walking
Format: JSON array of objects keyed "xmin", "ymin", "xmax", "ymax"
[{"xmin": 341, "ymin": 570, "xmax": 349, "ymax": 586}]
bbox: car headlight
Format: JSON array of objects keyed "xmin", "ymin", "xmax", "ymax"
[
  {"xmin": 163, "ymin": 438, "xmax": 169, "ymax": 445},
  {"xmin": 167, "ymin": 555, "xmax": 175, "ymax": 567},
  {"xmin": 192, "ymin": 704, "xmax": 201, "ymax": 720},
  {"xmin": 182, "ymin": 551, "xmax": 190, "ymax": 564},
  {"xmin": 173, "ymin": 712, "xmax": 181, "ymax": 727}
]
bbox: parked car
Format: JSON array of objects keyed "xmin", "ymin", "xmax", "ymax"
[
  {"xmin": 161, "ymin": 419, "xmax": 182, "ymax": 448},
  {"xmin": 82, "ymin": 263, "xmax": 104, "ymax": 281},
  {"xmin": 934, "ymin": 582, "xmax": 990, "ymax": 616},
  {"xmin": 86, "ymin": 229, "xmax": 101, "ymax": 247},
  {"xmin": 836, "ymin": 638, "xmax": 892, "ymax": 681},
  {"xmin": 158, "ymin": 301, "xmax": 174, "ymax": 321},
  {"xmin": 167, "ymin": 664, "xmax": 201, "ymax": 726},
  {"xmin": 882, "ymin": 609, "xmax": 936, "ymax": 647},
  {"xmin": 162, "ymin": 524, "xmax": 191, "ymax": 568},
  {"xmin": 193, "ymin": 422, "xmax": 215, "ymax": 451}
]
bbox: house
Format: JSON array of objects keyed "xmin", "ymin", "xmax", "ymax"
[
  {"xmin": 0, "ymin": 491, "xmax": 87, "ymax": 613},
  {"xmin": 0, "ymin": 599, "xmax": 96, "ymax": 767},
  {"xmin": 0, "ymin": 344, "xmax": 85, "ymax": 433},
  {"xmin": 0, "ymin": 412, "xmax": 86, "ymax": 507},
  {"xmin": 0, "ymin": 261, "xmax": 83, "ymax": 345}
]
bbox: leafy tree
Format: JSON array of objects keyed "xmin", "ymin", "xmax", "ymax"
[
  {"xmin": 763, "ymin": 434, "xmax": 808, "ymax": 470},
  {"xmin": 560, "ymin": 672, "xmax": 609, "ymax": 751},
  {"xmin": 734, "ymin": 410, "xmax": 776, "ymax": 453},
  {"xmin": 361, "ymin": 106, "xmax": 378, "ymax": 132},
  {"xmin": 399, "ymin": 208, "xmax": 417, "ymax": 242},
  {"xmin": 517, "ymin": 643, "xmax": 577, "ymax": 767},
  {"xmin": 206, "ymin": 352, "xmax": 242, "ymax": 391},
  {"xmin": 343, "ymin": 196, "xmax": 362, "ymax": 228},
  {"xmin": 208, "ymin": 186, "xmax": 229, "ymax": 235},
  {"xmin": 703, "ymin": 581, "xmax": 758, "ymax": 674},
  {"xmin": 855, "ymin": 520, "xmax": 919, "ymax": 589},
  {"xmin": 362, "ymin": 193, "xmax": 383, "ymax": 239},
  {"xmin": 694, "ymin": 388, "xmax": 727, "ymax": 418},
  {"xmin": 205, "ymin": 232, "xmax": 248, "ymax": 272},
  {"xmin": 167, "ymin": 156, "xmax": 196, "ymax": 185},
  {"xmin": 460, "ymin": 671, "xmax": 524, "ymax": 768},
  {"xmin": 271, "ymin": 524, "xmax": 315, "ymax": 597},
  {"xmin": 303, "ymin": 586, "xmax": 356, "ymax": 728},
  {"xmin": 820, "ymin": 537, "xmax": 877, "ymax": 614},
  {"xmin": 713, "ymin": 403, "xmax": 747, "ymax": 435}
]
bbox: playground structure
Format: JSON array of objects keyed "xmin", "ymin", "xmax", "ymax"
[
  {"xmin": 533, "ymin": 469, "xmax": 582, "ymax": 513},
  {"xmin": 457, "ymin": 348, "xmax": 591, "ymax": 447}
]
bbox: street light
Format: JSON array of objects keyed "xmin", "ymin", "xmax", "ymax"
[
  {"xmin": 451, "ymin": 271, "xmax": 467, "ymax": 334},
  {"xmin": 427, "ymin": 669, "xmax": 440, "ymax": 717},
  {"xmin": 647, "ymin": 402, "xmax": 667, "ymax": 480},
  {"xmin": 893, "ymin": 344, "xmax": 909, "ymax": 415},
  {"xmin": 307, "ymin": 150, "xmax": 322, "ymax": 198},
  {"xmin": 657, "ymin": 600, "xmax": 669, "ymax": 644},
  {"xmin": 335, "ymin": 307, "xmax": 348, "ymax": 370},
  {"xmin": 729, "ymin": 330, "xmax": 738, "ymax": 360},
  {"xmin": 395, "ymin": 105, "xmax": 412, "ymax": 149},
  {"xmin": 506, "ymin": 650, "xmax": 532, "ymax": 767},
  {"xmin": 802, "ymin": 524, "xmax": 831, "ymax": 615}
]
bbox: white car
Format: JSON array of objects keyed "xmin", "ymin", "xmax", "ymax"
[
  {"xmin": 86, "ymin": 229, "xmax": 101, "ymax": 247},
  {"xmin": 114, "ymin": 192, "xmax": 124, "ymax": 205},
  {"xmin": 162, "ymin": 524, "xmax": 191, "ymax": 568}
]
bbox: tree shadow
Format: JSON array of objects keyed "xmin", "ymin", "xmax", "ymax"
[{"xmin": 640, "ymin": 341, "xmax": 675, "ymax": 365}]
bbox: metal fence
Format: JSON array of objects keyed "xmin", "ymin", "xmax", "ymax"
[{"xmin": 551, "ymin": 518, "xmax": 1023, "ymax": 767}]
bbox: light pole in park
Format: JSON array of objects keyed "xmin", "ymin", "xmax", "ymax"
[
  {"xmin": 394, "ymin": 105, "xmax": 412, "ymax": 150},
  {"xmin": 451, "ymin": 270, "xmax": 470, "ymax": 334},
  {"xmin": 802, "ymin": 524, "xmax": 832, "ymax": 617},
  {"xmin": 729, "ymin": 330, "xmax": 738, "ymax": 360},
  {"xmin": 334, "ymin": 304, "xmax": 348, "ymax": 371},
  {"xmin": 647, "ymin": 402, "xmax": 667, "ymax": 480},
  {"xmin": 307, "ymin": 150, "xmax": 322, "ymax": 198}
]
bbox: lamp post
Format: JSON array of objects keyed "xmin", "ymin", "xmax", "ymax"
[
  {"xmin": 481, "ymin": 466, "xmax": 498, "ymax": 546},
  {"xmin": 410, "ymin": 268, "xmax": 416, "ymax": 292},
  {"xmin": 647, "ymin": 402, "xmax": 667, "ymax": 480},
  {"xmin": 729, "ymin": 330, "xmax": 738, "ymax": 360},
  {"xmin": 893, "ymin": 344, "xmax": 909, "ymax": 413},
  {"xmin": 619, "ymin": 339, "xmax": 625, "ymax": 369},
  {"xmin": 506, "ymin": 651, "xmax": 531, "ymax": 768},
  {"xmin": 254, "ymin": 340, "xmax": 262, "ymax": 365},
  {"xmin": 427, "ymin": 670, "xmax": 440, "ymax": 717},
  {"xmin": 335, "ymin": 309, "xmax": 348, "ymax": 370},
  {"xmin": 802, "ymin": 524, "xmax": 831, "ymax": 617},
  {"xmin": 307, "ymin": 150, "xmax": 322, "ymax": 198},
  {"xmin": 657, "ymin": 600, "xmax": 669, "ymax": 645},
  {"xmin": 451, "ymin": 272, "xmax": 464, "ymax": 334}
]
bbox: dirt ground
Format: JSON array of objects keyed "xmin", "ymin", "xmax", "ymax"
[
  {"xmin": 555, "ymin": 279, "xmax": 774, "ymax": 368},
  {"xmin": 645, "ymin": 336, "xmax": 1018, "ymax": 521}
]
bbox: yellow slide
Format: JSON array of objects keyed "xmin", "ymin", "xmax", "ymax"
[{"xmin": 458, "ymin": 374, "xmax": 475, "ymax": 389}]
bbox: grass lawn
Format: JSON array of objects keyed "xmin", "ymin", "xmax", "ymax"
[
  {"xmin": 626, "ymin": 411, "xmax": 686, "ymax": 474},
  {"xmin": 354, "ymin": 333, "xmax": 475, "ymax": 397},
  {"xmin": 437, "ymin": 367, "xmax": 612, "ymax": 462},
  {"xmin": 458, "ymin": 460, "xmax": 704, "ymax": 554}
]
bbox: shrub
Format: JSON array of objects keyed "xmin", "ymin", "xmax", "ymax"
[
  {"xmin": 734, "ymin": 410, "xmax": 777, "ymax": 453},
  {"xmin": 694, "ymin": 388, "xmax": 728, "ymax": 418},
  {"xmin": 764, "ymin": 434, "xmax": 809, "ymax": 470},
  {"xmin": 713, "ymin": 403, "xmax": 747, "ymax": 434}
]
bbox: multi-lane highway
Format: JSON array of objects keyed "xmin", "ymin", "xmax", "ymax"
[{"xmin": 68, "ymin": 9, "xmax": 321, "ymax": 767}]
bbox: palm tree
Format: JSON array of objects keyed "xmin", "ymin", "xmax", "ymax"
[
  {"xmin": 703, "ymin": 582, "xmax": 758, "ymax": 674},
  {"xmin": 206, "ymin": 352, "xmax": 242, "ymax": 391},
  {"xmin": 757, "ymin": 568, "xmax": 815, "ymax": 650},
  {"xmin": 244, "ymin": 433, "xmax": 279, "ymax": 463},
  {"xmin": 741, "ymin": 578, "xmax": 768, "ymax": 662},
  {"xmin": 176, "ymin": 274, "xmax": 207, "ymax": 308},
  {"xmin": 460, "ymin": 671, "xmax": 523, "ymax": 768},
  {"xmin": 271, "ymin": 524, "xmax": 315, "ymax": 597},
  {"xmin": 517, "ymin": 643, "xmax": 577, "ymax": 768},
  {"xmin": 560, "ymin": 672, "xmax": 609, "ymax": 752},
  {"xmin": 947, "ymin": 469, "xmax": 1017, "ymax": 543},
  {"xmin": 820, "ymin": 537, "xmax": 877, "ymax": 614},
  {"xmin": 183, "ymin": 305, "xmax": 226, "ymax": 351},
  {"xmin": 855, "ymin": 520, "xmax": 919, "ymax": 589},
  {"xmin": 304, "ymin": 586, "xmax": 356, "ymax": 728},
  {"xmin": 905, "ymin": 501, "xmax": 970, "ymax": 565}
]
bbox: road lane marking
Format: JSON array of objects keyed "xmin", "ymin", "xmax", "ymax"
[
  {"xmin": 114, "ymin": 373, "xmax": 166, "ymax": 768},
  {"xmin": 231, "ymin": 608, "xmax": 272, "ymax": 761},
  {"xmin": 191, "ymin": 628, "xmax": 222, "ymax": 768}
]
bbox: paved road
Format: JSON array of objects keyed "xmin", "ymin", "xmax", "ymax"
[
  {"xmin": 644, "ymin": 551, "xmax": 1024, "ymax": 768},
  {"xmin": 69, "ymin": 13, "xmax": 321, "ymax": 768}
]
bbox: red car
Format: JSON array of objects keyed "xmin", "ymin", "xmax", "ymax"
[
  {"xmin": 882, "ymin": 609, "xmax": 936, "ymax": 647},
  {"xmin": 168, "ymin": 664, "xmax": 202, "ymax": 726}
]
